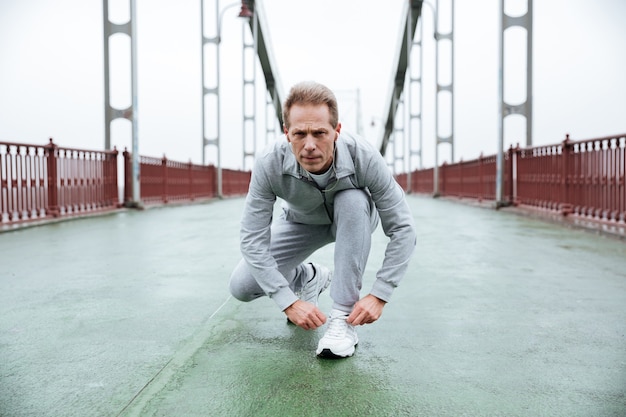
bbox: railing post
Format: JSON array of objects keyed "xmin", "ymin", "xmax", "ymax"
[
  {"xmin": 44, "ymin": 138, "xmax": 60, "ymax": 217},
  {"xmin": 110, "ymin": 147, "xmax": 120, "ymax": 207},
  {"xmin": 162, "ymin": 155, "xmax": 168, "ymax": 204},
  {"xmin": 506, "ymin": 144, "xmax": 515, "ymax": 204},
  {"xmin": 561, "ymin": 134, "xmax": 573, "ymax": 216},
  {"xmin": 209, "ymin": 165, "xmax": 217, "ymax": 197},
  {"xmin": 123, "ymin": 148, "xmax": 132, "ymax": 206},
  {"xmin": 440, "ymin": 162, "xmax": 447, "ymax": 196},
  {"xmin": 514, "ymin": 144, "xmax": 521, "ymax": 205},
  {"xmin": 459, "ymin": 159, "xmax": 463, "ymax": 198},
  {"xmin": 223, "ymin": 169, "xmax": 229, "ymax": 196},
  {"xmin": 478, "ymin": 153, "xmax": 484, "ymax": 202},
  {"xmin": 615, "ymin": 135, "xmax": 626, "ymax": 223},
  {"xmin": 188, "ymin": 160, "xmax": 194, "ymax": 201}
]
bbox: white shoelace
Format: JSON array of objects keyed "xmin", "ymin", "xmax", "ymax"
[{"xmin": 326, "ymin": 314, "xmax": 349, "ymax": 338}]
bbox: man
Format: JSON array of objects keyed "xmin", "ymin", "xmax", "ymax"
[{"xmin": 229, "ymin": 81, "xmax": 416, "ymax": 358}]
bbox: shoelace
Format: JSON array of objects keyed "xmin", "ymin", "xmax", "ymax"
[{"xmin": 326, "ymin": 315, "xmax": 348, "ymax": 338}]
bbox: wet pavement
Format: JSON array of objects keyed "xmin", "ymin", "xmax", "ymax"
[{"xmin": 1, "ymin": 196, "xmax": 625, "ymax": 417}]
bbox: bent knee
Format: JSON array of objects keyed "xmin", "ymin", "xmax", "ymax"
[
  {"xmin": 334, "ymin": 189, "xmax": 378, "ymax": 229},
  {"xmin": 229, "ymin": 280, "xmax": 255, "ymax": 302},
  {"xmin": 229, "ymin": 263, "xmax": 265, "ymax": 302},
  {"xmin": 334, "ymin": 189, "xmax": 370, "ymax": 206}
]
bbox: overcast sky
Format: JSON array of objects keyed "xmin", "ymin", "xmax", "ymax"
[{"xmin": 0, "ymin": 0, "xmax": 624, "ymax": 170}]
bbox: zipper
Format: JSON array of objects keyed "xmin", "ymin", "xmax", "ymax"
[
  {"xmin": 320, "ymin": 189, "xmax": 333, "ymax": 223},
  {"xmin": 298, "ymin": 175, "xmax": 333, "ymax": 223}
]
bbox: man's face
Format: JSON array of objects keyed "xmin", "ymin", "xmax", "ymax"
[{"xmin": 284, "ymin": 104, "xmax": 341, "ymax": 174}]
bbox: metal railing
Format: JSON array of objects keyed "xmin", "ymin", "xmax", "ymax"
[
  {"xmin": 517, "ymin": 133, "xmax": 626, "ymax": 222},
  {"xmin": 123, "ymin": 152, "xmax": 217, "ymax": 205},
  {"xmin": 122, "ymin": 152, "xmax": 250, "ymax": 206},
  {"xmin": 222, "ymin": 168, "xmax": 252, "ymax": 197},
  {"xmin": 438, "ymin": 153, "xmax": 509, "ymax": 201},
  {"xmin": 402, "ymin": 133, "xmax": 626, "ymax": 224},
  {"xmin": 1, "ymin": 139, "xmax": 119, "ymax": 224},
  {"xmin": 5, "ymin": 133, "xmax": 624, "ymax": 228},
  {"xmin": 2, "ymin": 139, "xmax": 251, "ymax": 227}
]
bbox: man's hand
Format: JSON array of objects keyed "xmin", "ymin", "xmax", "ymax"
[
  {"xmin": 347, "ymin": 294, "xmax": 386, "ymax": 326},
  {"xmin": 284, "ymin": 300, "xmax": 327, "ymax": 330}
]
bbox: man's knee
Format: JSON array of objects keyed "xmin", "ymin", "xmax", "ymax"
[
  {"xmin": 334, "ymin": 189, "xmax": 370, "ymax": 211},
  {"xmin": 229, "ymin": 260, "xmax": 264, "ymax": 302},
  {"xmin": 228, "ymin": 276, "xmax": 250, "ymax": 302},
  {"xmin": 334, "ymin": 189, "xmax": 378, "ymax": 230}
]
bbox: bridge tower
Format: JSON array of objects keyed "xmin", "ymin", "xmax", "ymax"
[
  {"xmin": 103, "ymin": 0, "xmax": 140, "ymax": 206},
  {"xmin": 497, "ymin": 0, "xmax": 533, "ymax": 205}
]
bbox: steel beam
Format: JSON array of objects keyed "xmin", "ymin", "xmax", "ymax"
[
  {"xmin": 245, "ymin": 0, "xmax": 285, "ymax": 127},
  {"xmin": 432, "ymin": 0, "xmax": 454, "ymax": 196},
  {"xmin": 379, "ymin": 0, "xmax": 422, "ymax": 156},
  {"xmin": 242, "ymin": 11, "xmax": 258, "ymax": 171}
]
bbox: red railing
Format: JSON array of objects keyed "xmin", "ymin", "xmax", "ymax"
[
  {"xmin": 5, "ymin": 133, "xmax": 623, "ymax": 228},
  {"xmin": 405, "ymin": 152, "xmax": 511, "ymax": 201},
  {"xmin": 516, "ymin": 134, "xmax": 626, "ymax": 222},
  {"xmin": 412, "ymin": 168, "xmax": 434, "ymax": 194},
  {"xmin": 122, "ymin": 151, "xmax": 250, "ymax": 206},
  {"xmin": 404, "ymin": 133, "xmax": 626, "ymax": 225},
  {"xmin": 222, "ymin": 168, "xmax": 252, "ymax": 196},
  {"xmin": 438, "ymin": 152, "xmax": 509, "ymax": 201},
  {"xmin": 1, "ymin": 139, "xmax": 119, "ymax": 225},
  {"xmin": 2, "ymin": 139, "xmax": 251, "ymax": 226}
]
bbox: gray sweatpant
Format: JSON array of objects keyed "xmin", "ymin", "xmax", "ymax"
[{"xmin": 229, "ymin": 189, "xmax": 380, "ymax": 312}]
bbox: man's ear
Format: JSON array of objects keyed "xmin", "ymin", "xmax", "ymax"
[
  {"xmin": 283, "ymin": 125, "xmax": 289, "ymax": 136},
  {"xmin": 335, "ymin": 122, "xmax": 342, "ymax": 140}
]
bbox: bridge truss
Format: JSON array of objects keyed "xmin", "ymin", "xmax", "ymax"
[{"xmin": 102, "ymin": 0, "xmax": 532, "ymax": 205}]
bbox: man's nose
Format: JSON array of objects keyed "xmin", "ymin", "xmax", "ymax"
[{"xmin": 303, "ymin": 135, "xmax": 316, "ymax": 151}]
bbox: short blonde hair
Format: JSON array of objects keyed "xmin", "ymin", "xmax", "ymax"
[{"xmin": 283, "ymin": 81, "xmax": 339, "ymax": 129}]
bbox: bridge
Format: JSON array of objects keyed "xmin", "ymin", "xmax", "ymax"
[
  {"xmin": 1, "ymin": 1, "xmax": 626, "ymax": 416},
  {"xmin": 2, "ymin": 196, "xmax": 625, "ymax": 416}
]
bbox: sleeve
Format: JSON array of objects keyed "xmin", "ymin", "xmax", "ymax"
[
  {"xmin": 239, "ymin": 156, "xmax": 299, "ymax": 311},
  {"xmin": 363, "ymin": 152, "xmax": 417, "ymax": 302}
]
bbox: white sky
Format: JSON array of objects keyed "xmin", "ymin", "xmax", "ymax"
[{"xmin": 0, "ymin": 0, "xmax": 625, "ymax": 170}]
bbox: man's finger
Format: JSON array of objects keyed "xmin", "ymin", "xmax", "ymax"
[
  {"xmin": 348, "ymin": 310, "xmax": 366, "ymax": 326},
  {"xmin": 310, "ymin": 309, "xmax": 327, "ymax": 329}
]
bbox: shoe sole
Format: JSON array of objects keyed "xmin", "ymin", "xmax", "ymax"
[{"xmin": 316, "ymin": 345, "xmax": 357, "ymax": 359}]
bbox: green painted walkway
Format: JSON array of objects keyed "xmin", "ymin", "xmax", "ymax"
[{"xmin": 1, "ymin": 196, "xmax": 625, "ymax": 416}]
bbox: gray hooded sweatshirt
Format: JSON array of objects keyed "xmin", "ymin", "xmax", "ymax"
[{"xmin": 240, "ymin": 131, "xmax": 416, "ymax": 310}]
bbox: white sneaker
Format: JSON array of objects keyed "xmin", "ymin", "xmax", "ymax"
[
  {"xmin": 298, "ymin": 263, "xmax": 332, "ymax": 306},
  {"xmin": 316, "ymin": 309, "xmax": 358, "ymax": 358}
]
